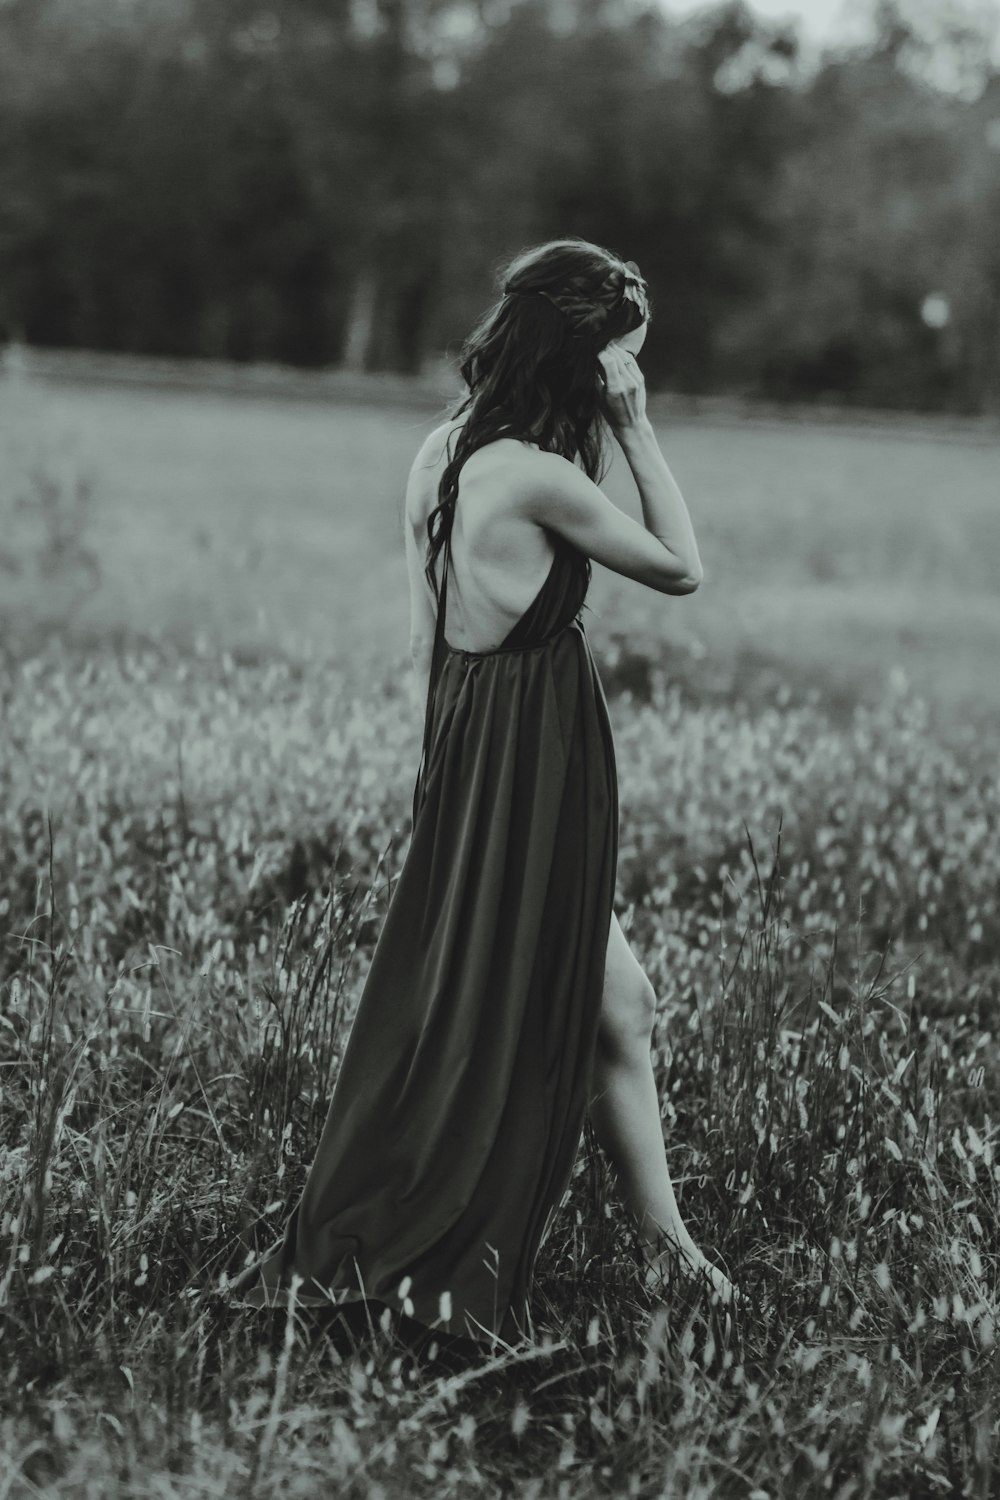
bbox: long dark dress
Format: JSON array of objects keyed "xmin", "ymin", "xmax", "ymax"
[{"xmin": 229, "ymin": 521, "xmax": 619, "ymax": 1350}]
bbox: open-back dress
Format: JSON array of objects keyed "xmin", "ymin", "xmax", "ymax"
[{"xmin": 229, "ymin": 516, "xmax": 619, "ymax": 1350}]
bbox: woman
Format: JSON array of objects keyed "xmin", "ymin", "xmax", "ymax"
[{"xmin": 230, "ymin": 237, "xmax": 738, "ymax": 1354}]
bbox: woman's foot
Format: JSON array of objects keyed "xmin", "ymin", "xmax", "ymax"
[{"xmin": 642, "ymin": 1241, "xmax": 744, "ymax": 1309}]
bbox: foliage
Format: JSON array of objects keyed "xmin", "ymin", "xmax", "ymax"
[
  {"xmin": 2, "ymin": 637, "xmax": 999, "ymax": 1495},
  {"xmin": 1, "ymin": 0, "xmax": 998, "ymax": 409}
]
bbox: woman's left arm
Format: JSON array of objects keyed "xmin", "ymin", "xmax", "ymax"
[{"xmin": 404, "ymin": 450, "xmax": 437, "ymax": 722}]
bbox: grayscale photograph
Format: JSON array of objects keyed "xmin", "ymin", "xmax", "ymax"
[{"xmin": 2, "ymin": 0, "xmax": 999, "ymax": 1494}]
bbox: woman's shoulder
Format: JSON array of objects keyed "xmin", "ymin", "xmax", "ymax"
[
  {"xmin": 406, "ymin": 420, "xmax": 460, "ymax": 526},
  {"xmin": 417, "ymin": 415, "xmax": 464, "ymax": 464},
  {"xmin": 415, "ymin": 415, "xmax": 570, "ymax": 464},
  {"xmin": 408, "ymin": 417, "xmax": 578, "ymax": 533},
  {"xmin": 410, "ymin": 417, "xmax": 547, "ymax": 490}
]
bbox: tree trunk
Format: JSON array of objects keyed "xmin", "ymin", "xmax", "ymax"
[{"xmin": 341, "ymin": 264, "xmax": 378, "ymax": 371}]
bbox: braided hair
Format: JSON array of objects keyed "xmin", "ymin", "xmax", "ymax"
[{"xmin": 424, "ymin": 236, "xmax": 652, "ymax": 604}]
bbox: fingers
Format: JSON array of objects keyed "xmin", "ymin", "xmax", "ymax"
[
  {"xmin": 606, "ymin": 338, "xmax": 640, "ymax": 361},
  {"xmin": 607, "ymin": 345, "xmax": 642, "ymax": 377},
  {"xmin": 602, "ymin": 343, "xmax": 633, "ymax": 367},
  {"xmin": 597, "ymin": 349, "xmax": 625, "ymax": 394},
  {"xmin": 599, "ymin": 345, "xmax": 641, "ymax": 383}
]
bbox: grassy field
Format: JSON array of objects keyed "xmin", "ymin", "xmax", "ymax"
[
  {"xmin": 2, "ymin": 363, "xmax": 998, "ymax": 741},
  {"xmin": 2, "ymin": 362, "xmax": 1000, "ymax": 1497}
]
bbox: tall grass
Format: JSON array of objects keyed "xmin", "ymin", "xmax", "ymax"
[{"xmin": 2, "ymin": 640, "xmax": 998, "ymax": 1497}]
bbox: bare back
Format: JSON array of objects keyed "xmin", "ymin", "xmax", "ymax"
[{"xmin": 408, "ymin": 418, "xmax": 561, "ymax": 654}]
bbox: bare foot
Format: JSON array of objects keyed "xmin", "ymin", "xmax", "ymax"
[{"xmin": 643, "ymin": 1244, "xmax": 745, "ymax": 1309}]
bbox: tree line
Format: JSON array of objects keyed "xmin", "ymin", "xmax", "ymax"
[{"xmin": 1, "ymin": 0, "xmax": 998, "ymax": 412}]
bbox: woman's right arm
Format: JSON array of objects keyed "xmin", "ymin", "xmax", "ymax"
[
  {"xmin": 520, "ymin": 437, "xmax": 704, "ymax": 595},
  {"xmin": 519, "ymin": 347, "xmax": 703, "ymax": 595},
  {"xmin": 612, "ymin": 414, "xmax": 703, "ymax": 588}
]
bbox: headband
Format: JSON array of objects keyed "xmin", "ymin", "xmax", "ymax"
[
  {"xmin": 620, "ymin": 260, "xmax": 646, "ymax": 311},
  {"xmin": 504, "ymin": 261, "xmax": 648, "ymax": 325}
]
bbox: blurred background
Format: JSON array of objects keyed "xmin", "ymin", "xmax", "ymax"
[
  {"xmin": 0, "ymin": 0, "xmax": 998, "ymax": 735},
  {"xmin": 6, "ymin": 6, "xmax": 1000, "ymax": 1475},
  {"xmin": 2, "ymin": 0, "xmax": 999, "ymax": 404}
]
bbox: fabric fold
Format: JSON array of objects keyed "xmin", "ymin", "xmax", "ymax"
[{"xmin": 229, "ymin": 524, "xmax": 618, "ymax": 1348}]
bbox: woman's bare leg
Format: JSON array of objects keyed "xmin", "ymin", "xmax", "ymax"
[{"xmin": 588, "ymin": 914, "xmax": 737, "ymax": 1303}]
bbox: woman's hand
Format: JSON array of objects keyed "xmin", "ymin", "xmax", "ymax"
[{"xmin": 597, "ymin": 341, "xmax": 647, "ymax": 436}]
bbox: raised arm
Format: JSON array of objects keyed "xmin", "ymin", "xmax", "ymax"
[{"xmin": 519, "ymin": 343, "xmax": 703, "ymax": 595}]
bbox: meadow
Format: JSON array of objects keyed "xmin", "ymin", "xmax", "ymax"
[{"xmin": 1, "ymin": 358, "xmax": 999, "ymax": 1497}]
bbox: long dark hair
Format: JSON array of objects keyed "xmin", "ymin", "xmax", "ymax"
[{"xmin": 424, "ymin": 236, "xmax": 652, "ymax": 603}]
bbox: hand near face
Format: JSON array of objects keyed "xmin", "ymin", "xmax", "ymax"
[{"xmin": 597, "ymin": 341, "xmax": 647, "ymax": 434}]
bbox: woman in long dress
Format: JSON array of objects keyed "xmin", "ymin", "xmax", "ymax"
[{"xmin": 230, "ymin": 237, "xmax": 739, "ymax": 1354}]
